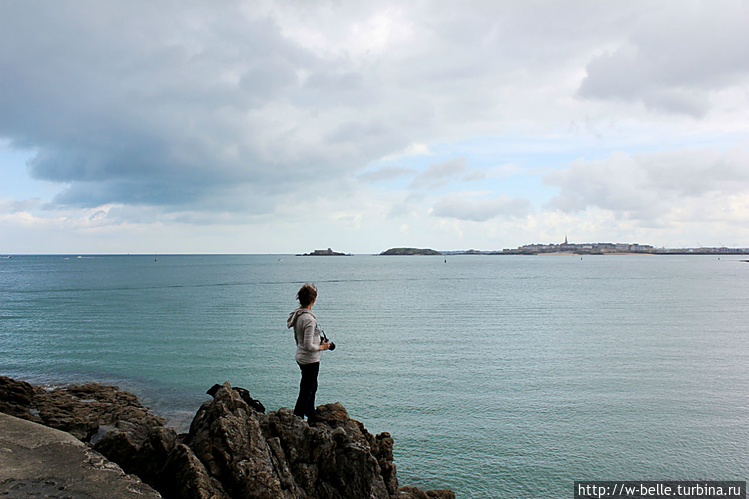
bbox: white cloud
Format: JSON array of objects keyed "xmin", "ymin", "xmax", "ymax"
[
  {"xmin": 381, "ymin": 143, "xmax": 432, "ymax": 161},
  {"xmin": 577, "ymin": 2, "xmax": 749, "ymax": 116},
  {"xmin": 431, "ymin": 192, "xmax": 531, "ymax": 222},
  {"xmin": 358, "ymin": 166, "xmax": 416, "ymax": 183},
  {"xmin": 410, "ymin": 157, "xmax": 468, "ymax": 189},
  {"xmin": 545, "ymin": 147, "xmax": 749, "ymax": 225}
]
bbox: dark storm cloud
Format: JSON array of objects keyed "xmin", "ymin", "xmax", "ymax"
[{"xmin": 0, "ymin": 1, "xmax": 407, "ymax": 211}]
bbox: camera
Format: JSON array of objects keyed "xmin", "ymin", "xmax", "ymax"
[{"xmin": 320, "ymin": 328, "xmax": 336, "ymax": 351}]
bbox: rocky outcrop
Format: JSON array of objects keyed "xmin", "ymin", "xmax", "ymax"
[
  {"xmin": 0, "ymin": 376, "xmax": 454, "ymax": 499},
  {"xmin": 0, "ymin": 376, "xmax": 36, "ymax": 419},
  {"xmin": 379, "ymin": 248, "xmax": 441, "ymax": 256},
  {"xmin": 0, "ymin": 376, "xmax": 165, "ymax": 441}
]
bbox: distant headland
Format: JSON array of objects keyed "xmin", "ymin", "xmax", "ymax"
[{"xmin": 380, "ymin": 248, "xmax": 441, "ymax": 256}]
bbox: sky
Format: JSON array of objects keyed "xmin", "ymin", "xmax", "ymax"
[{"xmin": 1, "ymin": 0, "xmax": 748, "ymax": 254}]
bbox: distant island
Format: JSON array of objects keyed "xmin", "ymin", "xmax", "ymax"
[
  {"xmin": 297, "ymin": 248, "xmax": 350, "ymax": 256},
  {"xmin": 380, "ymin": 248, "xmax": 441, "ymax": 256}
]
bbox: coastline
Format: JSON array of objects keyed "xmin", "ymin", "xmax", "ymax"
[
  {"xmin": 384, "ymin": 246, "xmax": 749, "ymax": 256},
  {"xmin": 0, "ymin": 375, "xmax": 454, "ymax": 499}
]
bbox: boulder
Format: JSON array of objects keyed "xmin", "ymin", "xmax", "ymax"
[
  {"xmin": 0, "ymin": 376, "xmax": 39, "ymax": 421},
  {"xmin": 187, "ymin": 383, "xmax": 286, "ymax": 498},
  {"xmin": 396, "ymin": 486, "xmax": 456, "ymax": 499},
  {"xmin": 93, "ymin": 422, "xmax": 178, "ymax": 486},
  {"xmin": 158, "ymin": 442, "xmax": 229, "ymax": 499},
  {"xmin": 32, "ymin": 381, "xmax": 166, "ymax": 441},
  {"xmin": 207, "ymin": 383, "xmax": 266, "ymax": 413}
]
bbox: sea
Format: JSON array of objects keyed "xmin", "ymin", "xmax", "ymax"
[{"xmin": 1, "ymin": 254, "xmax": 747, "ymax": 498}]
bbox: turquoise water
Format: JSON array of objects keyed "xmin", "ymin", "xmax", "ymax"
[{"xmin": 1, "ymin": 254, "xmax": 747, "ymax": 497}]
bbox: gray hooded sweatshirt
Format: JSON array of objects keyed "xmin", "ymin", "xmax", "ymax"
[{"xmin": 287, "ymin": 308, "xmax": 321, "ymax": 364}]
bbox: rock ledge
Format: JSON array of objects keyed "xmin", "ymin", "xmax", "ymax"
[{"xmin": 0, "ymin": 376, "xmax": 454, "ymax": 499}]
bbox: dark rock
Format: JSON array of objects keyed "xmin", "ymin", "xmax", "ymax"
[
  {"xmin": 0, "ymin": 376, "xmax": 164, "ymax": 440},
  {"xmin": 33, "ymin": 382, "xmax": 166, "ymax": 441},
  {"xmin": 0, "ymin": 375, "xmax": 40, "ymax": 421},
  {"xmin": 93, "ymin": 422, "xmax": 178, "ymax": 486},
  {"xmin": 428, "ymin": 490, "xmax": 456, "ymax": 499},
  {"xmin": 0, "ymin": 377, "xmax": 174, "ymax": 492},
  {"xmin": 396, "ymin": 486, "xmax": 456, "ymax": 499},
  {"xmin": 380, "ymin": 248, "xmax": 441, "ymax": 256},
  {"xmin": 207, "ymin": 383, "xmax": 266, "ymax": 413},
  {"xmin": 189, "ymin": 383, "xmax": 285, "ymax": 498},
  {"xmin": 374, "ymin": 432, "xmax": 398, "ymax": 494},
  {"xmin": 0, "ymin": 377, "xmax": 454, "ymax": 498},
  {"xmin": 159, "ymin": 443, "xmax": 228, "ymax": 499},
  {"xmin": 187, "ymin": 383, "xmax": 424, "ymax": 498}
]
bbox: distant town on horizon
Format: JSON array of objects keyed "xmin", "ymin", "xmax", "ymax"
[
  {"xmin": 303, "ymin": 239, "xmax": 749, "ymax": 257},
  {"xmin": 445, "ymin": 238, "xmax": 749, "ymax": 256}
]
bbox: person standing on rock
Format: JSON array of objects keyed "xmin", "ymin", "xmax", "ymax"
[{"xmin": 287, "ymin": 282, "xmax": 332, "ymax": 423}]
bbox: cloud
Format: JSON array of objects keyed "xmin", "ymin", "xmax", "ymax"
[
  {"xmin": 431, "ymin": 192, "xmax": 531, "ymax": 222},
  {"xmin": 0, "ymin": 2, "xmax": 414, "ymax": 212},
  {"xmin": 545, "ymin": 147, "xmax": 749, "ymax": 221},
  {"xmin": 358, "ymin": 166, "xmax": 416, "ymax": 183},
  {"xmin": 4, "ymin": 1, "xmax": 744, "ymax": 214},
  {"xmin": 2, "ymin": 0, "xmax": 633, "ymax": 213},
  {"xmin": 577, "ymin": 2, "xmax": 749, "ymax": 116},
  {"xmin": 0, "ymin": 197, "xmax": 41, "ymax": 213},
  {"xmin": 1, "ymin": 2, "xmax": 748, "ymax": 253},
  {"xmin": 410, "ymin": 157, "xmax": 468, "ymax": 189}
]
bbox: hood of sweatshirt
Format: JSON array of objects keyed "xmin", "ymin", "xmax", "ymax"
[{"xmin": 287, "ymin": 308, "xmax": 316, "ymax": 329}]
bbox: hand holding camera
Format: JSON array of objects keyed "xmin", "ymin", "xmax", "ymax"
[{"xmin": 320, "ymin": 328, "xmax": 336, "ymax": 351}]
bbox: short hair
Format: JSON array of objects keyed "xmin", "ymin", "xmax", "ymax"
[{"xmin": 296, "ymin": 283, "xmax": 317, "ymax": 307}]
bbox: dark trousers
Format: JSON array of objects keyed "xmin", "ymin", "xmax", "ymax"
[{"xmin": 294, "ymin": 361, "xmax": 320, "ymax": 419}]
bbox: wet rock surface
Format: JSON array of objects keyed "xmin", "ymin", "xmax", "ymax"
[{"xmin": 0, "ymin": 376, "xmax": 454, "ymax": 499}]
